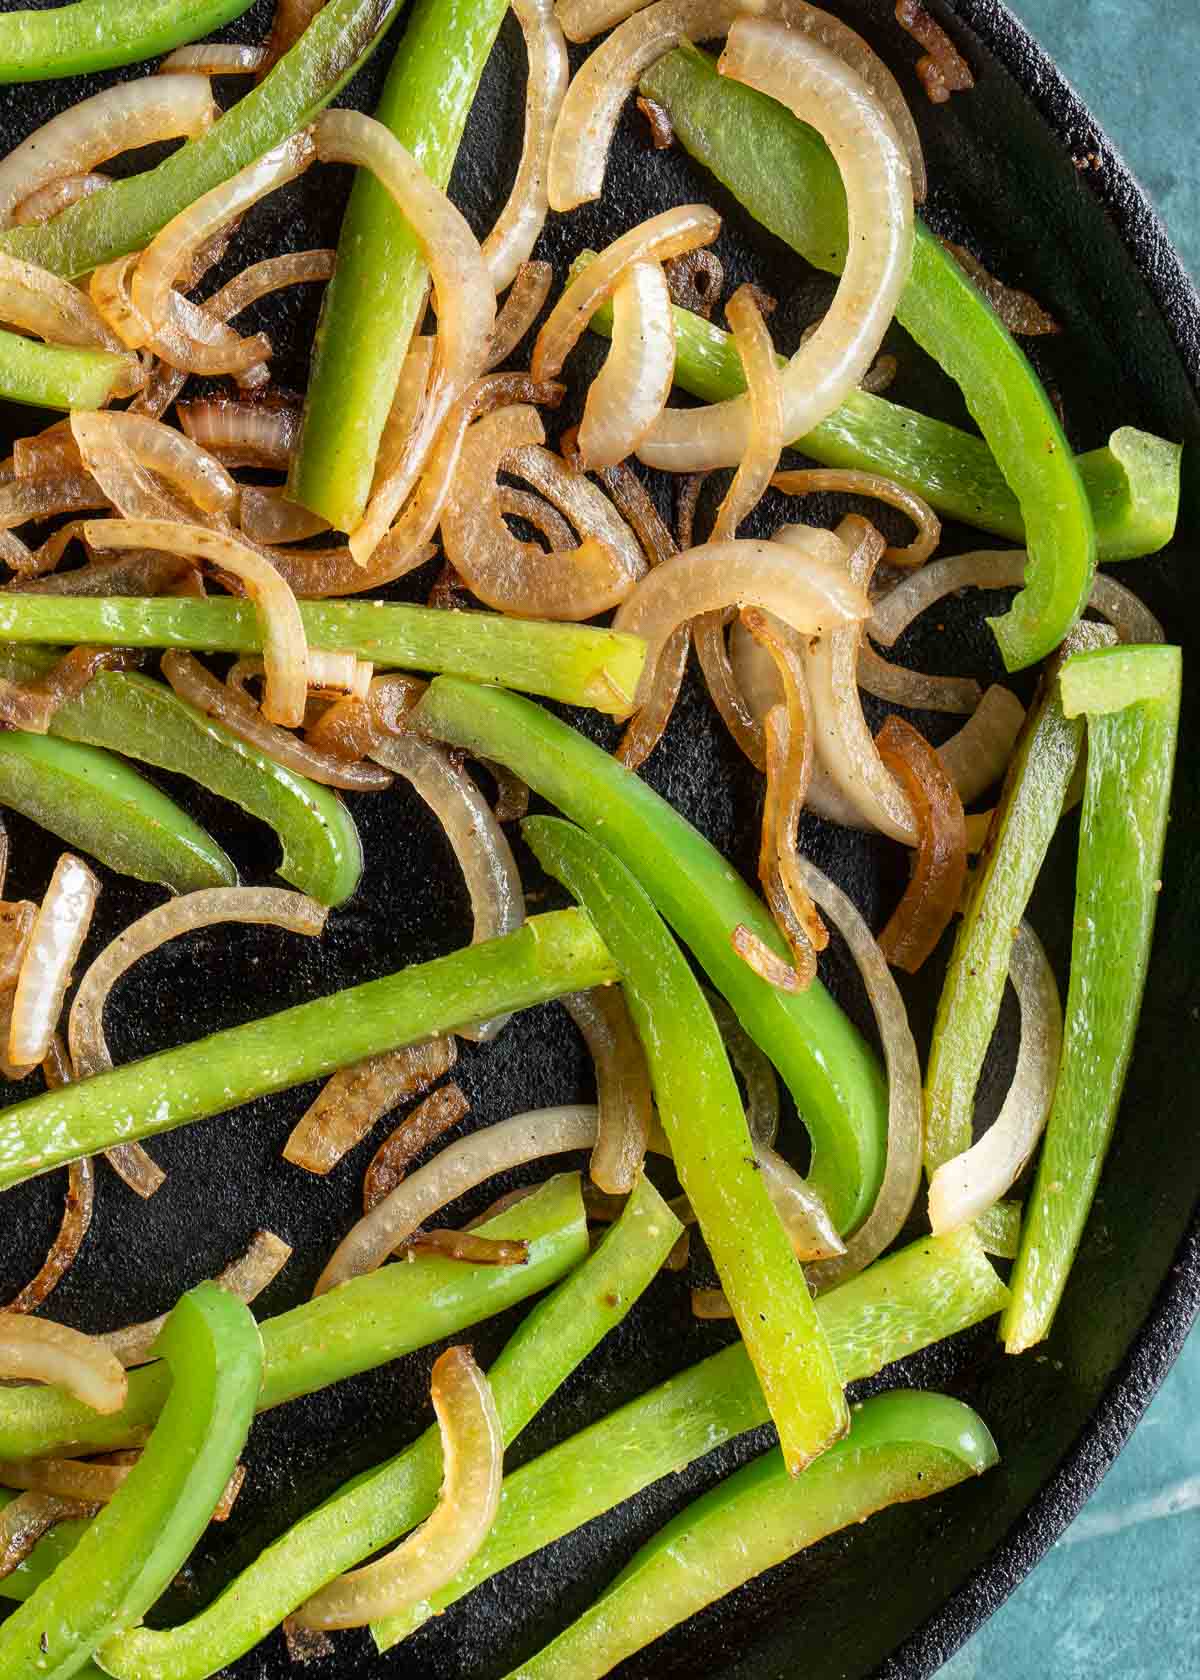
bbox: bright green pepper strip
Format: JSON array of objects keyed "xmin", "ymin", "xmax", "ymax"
[
  {"xmin": 374, "ymin": 1223, "xmax": 1007, "ymax": 1650},
  {"xmin": 0, "ymin": 0, "xmax": 253, "ymax": 82},
  {"xmin": 0, "ymin": 1283, "xmax": 261, "ymax": 1680},
  {"xmin": 0, "ymin": 0, "xmax": 403, "ymax": 280},
  {"xmin": 505, "ymin": 1389, "xmax": 997, "ymax": 1680},
  {"xmin": 413, "ymin": 678, "xmax": 886, "ymax": 1233},
  {"xmin": 580, "ymin": 276, "xmax": 1179, "ymax": 565},
  {"xmin": 98, "ymin": 1175, "xmax": 677, "ymax": 1679},
  {"xmin": 923, "ymin": 626, "xmax": 1115, "ymax": 1178},
  {"xmin": 0, "ymin": 1174, "xmax": 584, "ymax": 1467},
  {"xmin": 0, "ymin": 909, "xmax": 616, "ymax": 1196},
  {"xmin": 640, "ymin": 44, "xmax": 1096, "ymax": 668},
  {"xmin": 0, "ymin": 730, "xmax": 235, "ymax": 893},
  {"xmin": 0, "ymin": 651, "xmax": 360, "ymax": 907},
  {"xmin": 0, "ymin": 1493, "xmax": 89, "ymax": 1603},
  {"xmin": 526, "ymin": 815, "xmax": 846, "ymax": 1472},
  {"xmin": 0, "ymin": 328, "xmax": 136, "ymax": 411},
  {"xmin": 975, "ymin": 1198, "xmax": 1023, "ymax": 1260},
  {"xmin": 0, "ymin": 598, "xmax": 644, "ymax": 716},
  {"xmin": 290, "ymin": 0, "xmax": 510, "ymax": 531},
  {"xmin": 1003, "ymin": 644, "xmax": 1181, "ymax": 1353}
]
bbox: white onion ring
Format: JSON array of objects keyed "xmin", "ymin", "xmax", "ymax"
[
  {"xmin": 485, "ymin": 261, "xmax": 553, "ymax": 370},
  {"xmin": 577, "ymin": 261, "xmax": 675, "ymax": 471},
  {"xmin": 178, "ymin": 400, "xmax": 300, "ymax": 470},
  {"xmin": 712, "ymin": 284, "xmax": 784, "ymax": 541},
  {"xmin": 284, "ymin": 1038, "xmax": 457, "ymax": 1175},
  {"xmin": 0, "ymin": 1315, "xmax": 125, "ymax": 1414},
  {"xmin": 857, "ymin": 644, "xmax": 981, "ymax": 714},
  {"xmin": 71, "ymin": 412, "xmax": 238, "ymax": 521},
  {"xmin": 928, "ymin": 921, "xmax": 1063, "ymax": 1235},
  {"xmin": 0, "ymin": 253, "xmax": 128, "ymax": 357},
  {"xmin": 0, "ymin": 76, "xmax": 217, "ymax": 229},
  {"xmin": 370, "ymin": 734, "xmax": 525, "ymax": 1041},
  {"xmin": 936, "ymin": 685, "xmax": 1026, "ymax": 805},
  {"xmin": 638, "ymin": 18, "xmax": 913, "ymax": 471},
  {"xmin": 240, "ymin": 487, "xmax": 330, "ymax": 547},
  {"xmin": 484, "ymin": 0, "xmax": 569, "ymax": 290},
  {"xmin": 158, "ymin": 43, "xmax": 269, "ymax": 75},
  {"xmin": 296, "ymin": 1345, "xmax": 502, "ymax": 1628},
  {"xmin": 504, "ymin": 443, "xmax": 648, "ymax": 589},
  {"xmin": 772, "ymin": 468, "xmax": 940, "ymax": 569},
  {"xmin": 92, "ymin": 251, "xmax": 271, "ymax": 386},
  {"xmin": 10, "ymin": 854, "xmax": 98, "ymax": 1070},
  {"xmin": 11, "ymin": 174, "xmax": 110, "ymax": 227},
  {"xmin": 756, "ymin": 1145, "xmax": 844, "ymax": 1260},
  {"xmin": 564, "ymin": 987, "xmax": 651, "ymax": 1194},
  {"xmin": 315, "ymin": 1106, "xmax": 596, "ymax": 1292}
]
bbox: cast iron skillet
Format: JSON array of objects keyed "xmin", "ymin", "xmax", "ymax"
[{"xmin": 0, "ymin": 1, "xmax": 1197, "ymax": 1674}]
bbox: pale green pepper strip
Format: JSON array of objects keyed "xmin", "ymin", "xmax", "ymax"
[
  {"xmin": 0, "ymin": 0, "xmax": 254, "ymax": 81},
  {"xmin": 0, "ymin": 909, "xmax": 616, "ymax": 1196},
  {"xmin": 505, "ymin": 1390, "xmax": 998, "ymax": 1680},
  {"xmin": 98, "ymin": 1175, "xmax": 678, "ymax": 1678},
  {"xmin": 0, "ymin": 1284, "xmax": 262, "ymax": 1680},
  {"xmin": 0, "ymin": 1174, "xmax": 585, "ymax": 1465},
  {"xmin": 1003, "ymin": 644, "xmax": 1181, "ymax": 1352},
  {"xmin": 526, "ymin": 815, "xmax": 846, "ymax": 1473},
  {"xmin": 0, "ymin": 329, "xmax": 136, "ymax": 411},
  {"xmin": 0, "ymin": 1493, "xmax": 89, "ymax": 1603},
  {"xmin": 0, "ymin": 597, "xmax": 645, "ymax": 716},
  {"xmin": 975, "ymin": 1198, "xmax": 1022, "ymax": 1261},
  {"xmin": 413, "ymin": 678, "xmax": 887, "ymax": 1234}
]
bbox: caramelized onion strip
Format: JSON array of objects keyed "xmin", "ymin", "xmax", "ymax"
[
  {"xmin": 874, "ymin": 715, "xmax": 967, "ymax": 973},
  {"xmin": 564, "ymin": 987, "xmax": 652, "ymax": 1194},
  {"xmin": 285, "ymin": 1040, "xmax": 458, "ymax": 1177}
]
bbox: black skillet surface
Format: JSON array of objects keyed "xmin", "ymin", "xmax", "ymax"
[{"xmin": 0, "ymin": 0, "xmax": 1198, "ymax": 1674}]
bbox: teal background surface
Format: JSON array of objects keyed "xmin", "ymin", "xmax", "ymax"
[{"xmin": 944, "ymin": 4, "xmax": 1199, "ymax": 1674}]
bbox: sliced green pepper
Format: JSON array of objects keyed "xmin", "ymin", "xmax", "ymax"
[
  {"xmin": 526, "ymin": 815, "xmax": 846, "ymax": 1473},
  {"xmin": 0, "ymin": 1173, "xmax": 584, "ymax": 1464},
  {"xmin": 99, "ymin": 1175, "xmax": 677, "ymax": 1678},
  {"xmin": 0, "ymin": 329, "xmax": 137, "ymax": 411},
  {"xmin": 413, "ymin": 678, "xmax": 887, "ymax": 1234},
  {"xmin": 0, "ymin": 909, "xmax": 616, "ymax": 1195},
  {"xmin": 505, "ymin": 1389, "xmax": 997, "ymax": 1680},
  {"xmin": 0, "ymin": 1491, "xmax": 89, "ymax": 1603},
  {"xmin": 0, "ymin": 0, "xmax": 254, "ymax": 82},
  {"xmin": 1003, "ymin": 643, "xmax": 1181, "ymax": 1352},
  {"xmin": 0, "ymin": 1283, "xmax": 261, "ymax": 1679},
  {"xmin": 581, "ymin": 277, "xmax": 1179, "ymax": 564},
  {"xmin": 0, "ymin": 730, "xmax": 235, "ymax": 893},
  {"xmin": 0, "ymin": 598, "xmax": 645, "ymax": 716},
  {"xmin": 0, "ymin": 0, "xmax": 403, "ymax": 280},
  {"xmin": 291, "ymin": 0, "xmax": 510, "ymax": 531},
  {"xmin": 374, "ymin": 1206, "xmax": 1008, "ymax": 1649},
  {"xmin": 641, "ymin": 43, "xmax": 1096, "ymax": 669}
]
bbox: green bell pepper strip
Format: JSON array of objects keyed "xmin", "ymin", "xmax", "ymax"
[
  {"xmin": 290, "ymin": 0, "xmax": 510, "ymax": 531},
  {"xmin": 525, "ymin": 815, "xmax": 847, "ymax": 1473},
  {"xmin": 373, "ymin": 1224, "xmax": 1008, "ymax": 1650},
  {"xmin": 0, "ymin": 908, "xmax": 616, "ymax": 1196},
  {"xmin": 0, "ymin": 649, "xmax": 361, "ymax": 907},
  {"xmin": 0, "ymin": 330, "xmax": 136, "ymax": 412},
  {"xmin": 0, "ymin": 1283, "xmax": 262, "ymax": 1680},
  {"xmin": 640, "ymin": 43, "xmax": 1096, "ymax": 669},
  {"xmin": 0, "ymin": 1174, "xmax": 584, "ymax": 1467},
  {"xmin": 0, "ymin": 1492, "xmax": 90, "ymax": 1603},
  {"xmin": 580, "ymin": 273, "xmax": 1179, "ymax": 564},
  {"xmin": 0, "ymin": 598, "xmax": 645, "ymax": 716},
  {"xmin": 412, "ymin": 678, "xmax": 887, "ymax": 1234},
  {"xmin": 1003, "ymin": 644, "xmax": 1181, "ymax": 1353},
  {"xmin": 0, "ymin": 0, "xmax": 403, "ymax": 281},
  {"xmin": 975, "ymin": 1198, "xmax": 1022, "ymax": 1260},
  {"xmin": 923, "ymin": 625, "xmax": 1115, "ymax": 1178},
  {"xmin": 97, "ymin": 1176, "xmax": 677, "ymax": 1679},
  {"xmin": 0, "ymin": 0, "xmax": 254, "ymax": 82},
  {"xmin": 504, "ymin": 1388, "xmax": 998, "ymax": 1680},
  {"xmin": 0, "ymin": 729, "xmax": 235, "ymax": 894}
]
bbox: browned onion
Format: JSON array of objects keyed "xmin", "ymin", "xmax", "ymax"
[
  {"xmin": 497, "ymin": 485, "xmax": 575, "ymax": 552},
  {"xmin": 857, "ymin": 644, "xmax": 981, "ymax": 714},
  {"xmin": 895, "ymin": 0, "xmax": 975, "ymax": 104},
  {"xmin": 0, "ymin": 645, "xmax": 136, "ymax": 735},
  {"xmin": 284, "ymin": 1039, "xmax": 458, "ymax": 1177},
  {"xmin": 484, "ymin": 0, "xmax": 568, "ymax": 289},
  {"xmin": 92, "ymin": 251, "xmax": 271, "ymax": 385},
  {"xmin": 11, "ymin": 173, "xmax": 110, "ymax": 226},
  {"xmin": 71, "ymin": 412, "xmax": 239, "ymax": 521},
  {"xmin": 874, "ymin": 715, "xmax": 967, "ymax": 973},
  {"xmin": 159, "ymin": 43, "xmax": 268, "ymax": 75},
  {"xmin": 771, "ymin": 467, "xmax": 941, "ymax": 568},
  {"xmin": 504, "ymin": 441, "xmax": 647, "ymax": 597},
  {"xmin": 664, "ymin": 248, "xmax": 724, "ymax": 319},
  {"xmin": 372, "ymin": 336, "xmax": 434, "ymax": 490},
  {"xmin": 304, "ymin": 673, "xmax": 425, "ymax": 764},
  {"xmin": 481, "ymin": 758, "xmax": 531, "ymax": 824},
  {"xmin": 0, "ymin": 1493, "xmax": 97, "ymax": 1579},
  {"xmin": 4, "ymin": 549, "xmax": 190, "ymax": 598},
  {"xmin": 259, "ymin": 0, "xmax": 327, "ymax": 75},
  {"xmin": 178, "ymin": 398, "xmax": 300, "ymax": 470},
  {"xmin": 0, "ymin": 899, "xmax": 34, "ymax": 995},
  {"xmin": 936, "ymin": 685, "xmax": 1026, "ymax": 805},
  {"xmin": 14, "ymin": 421, "xmax": 82, "ymax": 478},
  {"xmin": 0, "ymin": 253, "xmax": 131, "ymax": 363},
  {"xmin": 0, "ymin": 1316, "xmax": 125, "ymax": 1413},
  {"xmin": 485, "ymin": 261, "xmax": 554, "ymax": 370},
  {"xmin": 730, "ymin": 924, "xmax": 805, "ymax": 993},
  {"xmin": 638, "ymin": 94, "xmax": 675, "ymax": 150},
  {"xmin": 0, "ymin": 1457, "xmax": 128, "ymax": 1504},
  {"xmin": 564, "ymin": 987, "xmax": 651, "ymax": 1195},
  {"xmin": 10, "ymin": 854, "xmax": 98, "ymax": 1070},
  {"xmin": 577, "ymin": 260, "xmax": 675, "ymax": 471},
  {"xmin": 296, "ymin": 1345, "xmax": 502, "ymax": 1629},
  {"xmin": 0, "ymin": 475, "xmax": 108, "ymax": 545},
  {"xmin": 403, "ymin": 1229, "xmax": 530, "ymax": 1266},
  {"xmin": 206, "ymin": 248, "xmax": 335, "ymax": 323},
  {"xmin": 239, "ymin": 487, "xmax": 330, "ymax": 547},
  {"xmin": 362, "ymin": 1083, "xmax": 470, "ymax": 1212},
  {"xmin": 3, "ymin": 1036, "xmax": 94, "ymax": 1314},
  {"xmin": 691, "ymin": 1286, "xmax": 733, "ymax": 1319},
  {"xmin": 940, "ymin": 241, "xmax": 1058, "ymax": 336}
]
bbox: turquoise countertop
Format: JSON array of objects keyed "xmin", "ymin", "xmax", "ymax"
[{"xmin": 944, "ymin": 3, "xmax": 1199, "ymax": 1675}]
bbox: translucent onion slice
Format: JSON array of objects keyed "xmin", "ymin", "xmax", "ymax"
[
  {"xmin": 86, "ymin": 520, "xmax": 308, "ymax": 727},
  {"xmin": 296, "ymin": 1345, "xmax": 502, "ymax": 1629},
  {"xmin": 0, "ymin": 75, "xmax": 217, "ymax": 228},
  {"xmin": 874, "ymin": 715, "xmax": 967, "ymax": 973},
  {"xmin": 703, "ymin": 987, "xmax": 780, "ymax": 1148},
  {"xmin": 0, "ymin": 646, "xmax": 137, "ymax": 736},
  {"xmin": 485, "ymin": 261, "xmax": 554, "ymax": 370},
  {"xmin": 577, "ymin": 261, "xmax": 675, "ymax": 471},
  {"xmin": 69, "ymin": 888, "xmax": 327, "ymax": 1085},
  {"xmin": 691, "ymin": 1286, "xmax": 733, "ymax": 1319},
  {"xmin": 0, "ymin": 475, "xmax": 108, "ymax": 549},
  {"xmin": 285, "ymin": 1039, "xmax": 457, "ymax": 1176},
  {"xmin": 484, "ymin": 0, "xmax": 568, "ymax": 290},
  {"xmin": 99, "ymin": 1229, "xmax": 294, "ymax": 1368},
  {"xmin": 315, "ymin": 1105, "xmax": 598, "ymax": 1292},
  {"xmin": 93, "ymin": 251, "xmax": 270, "ymax": 385},
  {"xmin": 178, "ymin": 399, "xmax": 300, "ymax": 470},
  {"xmin": 928, "ymin": 921, "xmax": 1063, "ymax": 1235},
  {"xmin": 935, "ymin": 685, "xmax": 1026, "ymax": 805},
  {"xmin": 857, "ymin": 644, "xmax": 981, "ymax": 714},
  {"xmin": 0, "ymin": 1493, "xmax": 96, "ymax": 1578},
  {"xmin": 362, "ymin": 1083, "xmax": 470, "ymax": 1212},
  {"xmin": 240, "ymin": 487, "xmax": 330, "ymax": 546},
  {"xmin": 71, "ymin": 412, "xmax": 239, "ymax": 520},
  {"xmin": 159, "ymin": 42, "xmax": 268, "ymax": 75},
  {"xmin": 373, "ymin": 336, "xmax": 434, "ymax": 491},
  {"xmin": 4, "ymin": 1037, "xmax": 94, "ymax": 1314},
  {"xmin": 404, "ymin": 1229, "xmax": 529, "ymax": 1265},
  {"xmin": 10, "ymin": 853, "xmax": 98, "ymax": 1070},
  {"xmin": 370, "ymin": 734, "xmax": 525, "ymax": 1041},
  {"xmin": 304, "ymin": 673, "xmax": 425, "ymax": 765},
  {"xmin": 260, "ymin": 0, "xmax": 327, "ymax": 75},
  {"xmin": 802, "ymin": 856, "xmax": 923, "ymax": 1292},
  {"xmin": 564, "ymin": 986, "xmax": 652, "ymax": 1194},
  {"xmin": 5, "ymin": 549, "xmax": 191, "ymax": 598},
  {"xmin": 11, "ymin": 173, "xmax": 110, "ymax": 226},
  {"xmin": 0, "ymin": 1457, "xmax": 129, "ymax": 1504},
  {"xmin": 0, "ymin": 1316, "xmax": 126, "ymax": 1413},
  {"xmin": 639, "ymin": 19, "xmax": 913, "ymax": 470},
  {"xmin": 0, "ymin": 253, "xmax": 128, "ymax": 356},
  {"xmin": 504, "ymin": 443, "xmax": 647, "ymax": 594},
  {"xmin": 497, "ymin": 485, "xmax": 575, "ymax": 551},
  {"xmin": 531, "ymin": 204, "xmax": 719, "ymax": 382},
  {"xmin": 549, "ymin": 0, "xmax": 924, "ymax": 204},
  {"xmin": 206, "ymin": 248, "xmax": 335, "ymax": 325},
  {"xmin": 613, "ymin": 529, "xmax": 866, "ymax": 714},
  {"xmin": 772, "ymin": 468, "xmax": 940, "ymax": 569},
  {"xmin": 312, "ymin": 111, "xmax": 496, "ymax": 566}
]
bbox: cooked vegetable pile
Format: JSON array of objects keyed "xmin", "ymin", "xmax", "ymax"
[{"xmin": 0, "ymin": 0, "xmax": 1184, "ymax": 1676}]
